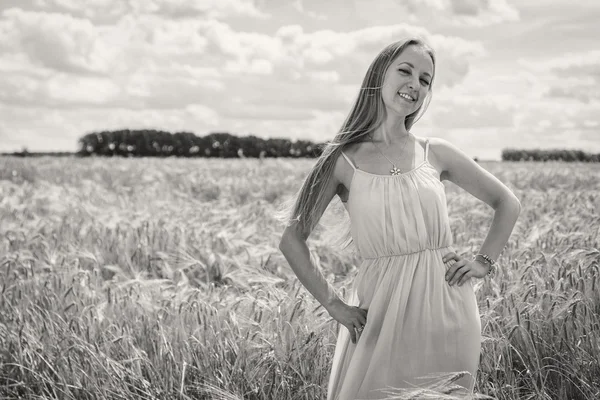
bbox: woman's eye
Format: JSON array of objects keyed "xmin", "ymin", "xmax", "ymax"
[
  {"xmin": 398, "ymin": 69, "xmax": 409, "ymax": 74},
  {"xmin": 421, "ymin": 79, "xmax": 430, "ymax": 86}
]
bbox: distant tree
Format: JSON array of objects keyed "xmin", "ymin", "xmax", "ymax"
[{"xmin": 501, "ymin": 148, "xmax": 599, "ymax": 162}]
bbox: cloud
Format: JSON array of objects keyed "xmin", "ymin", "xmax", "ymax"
[
  {"xmin": 210, "ymin": 77, "xmax": 352, "ymax": 115},
  {"xmin": 272, "ymin": 24, "xmax": 484, "ymax": 87},
  {"xmin": 129, "ymin": 0, "xmax": 269, "ymax": 19},
  {"xmin": 0, "ymin": 8, "xmax": 117, "ymax": 74},
  {"xmin": 448, "ymin": 0, "xmax": 519, "ymax": 25},
  {"xmin": 412, "ymin": 58, "xmax": 600, "ymax": 158},
  {"xmin": 290, "ymin": 0, "xmax": 327, "ymax": 20},
  {"xmin": 46, "ymin": 74, "xmax": 121, "ymax": 105},
  {"xmin": 519, "ymin": 50, "xmax": 600, "ymax": 103},
  {"xmin": 306, "ymin": 70, "xmax": 340, "ymax": 83},
  {"xmin": 1, "ymin": 8, "xmax": 483, "ymax": 113},
  {"xmin": 32, "ymin": 0, "xmax": 268, "ymax": 20},
  {"xmin": 227, "ymin": 109, "xmax": 348, "ymax": 142},
  {"xmin": 507, "ymin": 96, "xmax": 600, "ymax": 155},
  {"xmin": 218, "ymin": 102, "xmax": 315, "ymax": 121},
  {"xmin": 429, "ymin": 94, "xmax": 516, "ymax": 129},
  {"xmin": 0, "ymin": 5, "xmax": 488, "ymax": 151},
  {"xmin": 546, "ymin": 85, "xmax": 599, "ymax": 104},
  {"xmin": 120, "ymin": 61, "xmax": 224, "ymax": 109},
  {"xmin": 225, "ymin": 58, "xmax": 274, "ymax": 75},
  {"xmin": 184, "ymin": 104, "xmax": 220, "ymax": 126},
  {"xmin": 202, "ymin": 21, "xmax": 484, "ymax": 88},
  {"xmin": 202, "ymin": 21, "xmax": 484, "ymax": 118},
  {"xmin": 0, "ymin": 10, "xmax": 228, "ymax": 108},
  {"xmin": 32, "ymin": 0, "xmax": 129, "ymax": 20},
  {"xmin": 351, "ymin": 0, "xmax": 519, "ymax": 27}
]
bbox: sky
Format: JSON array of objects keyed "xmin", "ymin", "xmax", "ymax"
[{"xmin": 1, "ymin": 0, "xmax": 599, "ymax": 160}]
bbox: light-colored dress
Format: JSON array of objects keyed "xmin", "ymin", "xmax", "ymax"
[{"xmin": 327, "ymin": 139, "xmax": 481, "ymax": 400}]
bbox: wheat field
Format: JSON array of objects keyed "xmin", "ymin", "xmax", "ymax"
[{"xmin": 0, "ymin": 156, "xmax": 599, "ymax": 399}]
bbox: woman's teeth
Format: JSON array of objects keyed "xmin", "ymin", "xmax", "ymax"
[{"xmin": 398, "ymin": 92, "xmax": 414, "ymax": 101}]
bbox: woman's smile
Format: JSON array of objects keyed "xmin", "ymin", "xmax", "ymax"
[{"xmin": 398, "ymin": 92, "xmax": 416, "ymax": 102}]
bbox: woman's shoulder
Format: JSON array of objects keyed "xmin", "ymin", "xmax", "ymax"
[
  {"xmin": 416, "ymin": 135, "xmax": 454, "ymax": 175},
  {"xmin": 336, "ymin": 142, "xmax": 364, "ymax": 175},
  {"xmin": 416, "ymin": 135, "xmax": 454, "ymax": 155},
  {"xmin": 420, "ymin": 136, "xmax": 476, "ymax": 177},
  {"xmin": 415, "ymin": 135, "xmax": 444, "ymax": 146}
]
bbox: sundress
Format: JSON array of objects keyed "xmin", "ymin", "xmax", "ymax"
[{"xmin": 327, "ymin": 138, "xmax": 481, "ymax": 400}]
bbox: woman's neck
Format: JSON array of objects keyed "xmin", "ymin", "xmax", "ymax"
[{"xmin": 371, "ymin": 118, "xmax": 411, "ymax": 145}]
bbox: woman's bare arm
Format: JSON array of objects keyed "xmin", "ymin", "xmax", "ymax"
[
  {"xmin": 432, "ymin": 137, "xmax": 522, "ymax": 261},
  {"xmin": 278, "ymin": 154, "xmax": 347, "ymax": 312}
]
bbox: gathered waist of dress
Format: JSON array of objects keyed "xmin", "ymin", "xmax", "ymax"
[{"xmin": 362, "ymin": 244, "xmax": 453, "ymax": 260}]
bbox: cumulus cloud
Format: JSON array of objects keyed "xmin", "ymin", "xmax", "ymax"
[
  {"xmin": 120, "ymin": 63, "xmax": 223, "ymax": 110},
  {"xmin": 33, "ymin": 0, "xmax": 268, "ymax": 20},
  {"xmin": 519, "ymin": 50, "xmax": 600, "ymax": 104},
  {"xmin": 430, "ymin": 94, "xmax": 516, "ymax": 129},
  {"xmin": 0, "ymin": 2, "xmax": 504, "ymax": 153},
  {"xmin": 425, "ymin": 67, "xmax": 541, "ymax": 132},
  {"xmin": 0, "ymin": 10, "xmax": 228, "ymax": 108},
  {"xmin": 290, "ymin": 0, "xmax": 327, "ymax": 20},
  {"xmin": 194, "ymin": 21, "xmax": 483, "ymax": 88},
  {"xmin": 225, "ymin": 58, "xmax": 274, "ymax": 75},
  {"xmin": 32, "ymin": 0, "xmax": 129, "ymax": 20},
  {"xmin": 270, "ymin": 24, "xmax": 485, "ymax": 87},
  {"xmin": 448, "ymin": 0, "xmax": 519, "ymax": 25},
  {"xmin": 352, "ymin": 0, "xmax": 519, "ymax": 27},
  {"xmin": 46, "ymin": 75, "xmax": 121, "ymax": 105},
  {"xmin": 412, "ymin": 57, "xmax": 600, "ymax": 158},
  {"xmin": 547, "ymin": 85, "xmax": 599, "ymax": 104},
  {"xmin": 129, "ymin": 0, "xmax": 269, "ymax": 19},
  {"xmin": 0, "ymin": 8, "xmax": 118, "ymax": 74},
  {"xmin": 1, "ymin": 7, "xmax": 484, "ymax": 112},
  {"xmin": 514, "ymin": 98, "xmax": 600, "ymax": 138}
]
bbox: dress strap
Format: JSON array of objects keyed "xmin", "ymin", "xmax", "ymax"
[
  {"xmin": 341, "ymin": 151, "xmax": 357, "ymax": 171},
  {"xmin": 424, "ymin": 139, "xmax": 430, "ymax": 163}
]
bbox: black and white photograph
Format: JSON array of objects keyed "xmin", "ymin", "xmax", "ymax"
[{"xmin": 1, "ymin": 0, "xmax": 599, "ymax": 399}]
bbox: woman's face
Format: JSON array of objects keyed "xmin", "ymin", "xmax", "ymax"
[{"xmin": 381, "ymin": 45, "xmax": 434, "ymax": 119}]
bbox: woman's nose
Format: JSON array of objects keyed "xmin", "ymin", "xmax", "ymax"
[{"xmin": 407, "ymin": 76, "xmax": 419, "ymax": 90}]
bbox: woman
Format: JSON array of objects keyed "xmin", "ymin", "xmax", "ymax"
[{"xmin": 278, "ymin": 37, "xmax": 521, "ymax": 399}]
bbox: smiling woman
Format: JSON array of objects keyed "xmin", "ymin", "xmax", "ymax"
[{"xmin": 277, "ymin": 37, "xmax": 521, "ymax": 399}]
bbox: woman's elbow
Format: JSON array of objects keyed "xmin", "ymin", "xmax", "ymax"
[
  {"xmin": 510, "ymin": 192, "xmax": 522, "ymax": 212},
  {"xmin": 493, "ymin": 193, "xmax": 521, "ymax": 213},
  {"xmin": 503, "ymin": 195, "xmax": 522, "ymax": 215},
  {"xmin": 279, "ymin": 229, "xmax": 305, "ymax": 250},
  {"xmin": 278, "ymin": 234, "xmax": 292, "ymax": 251}
]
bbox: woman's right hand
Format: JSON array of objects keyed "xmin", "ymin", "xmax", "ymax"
[{"xmin": 327, "ymin": 299, "xmax": 368, "ymax": 344}]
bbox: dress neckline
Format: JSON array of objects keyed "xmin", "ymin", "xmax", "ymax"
[
  {"xmin": 342, "ymin": 160, "xmax": 441, "ymax": 205},
  {"xmin": 354, "ymin": 159, "xmax": 430, "ymax": 178}
]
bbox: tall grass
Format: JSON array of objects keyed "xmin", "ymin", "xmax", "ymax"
[{"xmin": 0, "ymin": 156, "xmax": 599, "ymax": 399}]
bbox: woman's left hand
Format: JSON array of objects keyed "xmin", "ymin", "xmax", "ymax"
[{"xmin": 443, "ymin": 252, "xmax": 489, "ymax": 286}]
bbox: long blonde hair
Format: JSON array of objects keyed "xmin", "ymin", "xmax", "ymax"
[{"xmin": 277, "ymin": 37, "xmax": 436, "ymax": 250}]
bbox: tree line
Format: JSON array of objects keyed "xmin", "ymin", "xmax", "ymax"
[
  {"xmin": 501, "ymin": 148, "xmax": 600, "ymax": 162},
  {"xmin": 75, "ymin": 130, "xmax": 322, "ymax": 158},
  {"xmin": 4, "ymin": 129, "xmax": 599, "ymax": 161}
]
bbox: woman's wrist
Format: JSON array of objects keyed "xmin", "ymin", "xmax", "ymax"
[{"xmin": 474, "ymin": 253, "xmax": 497, "ymax": 278}]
